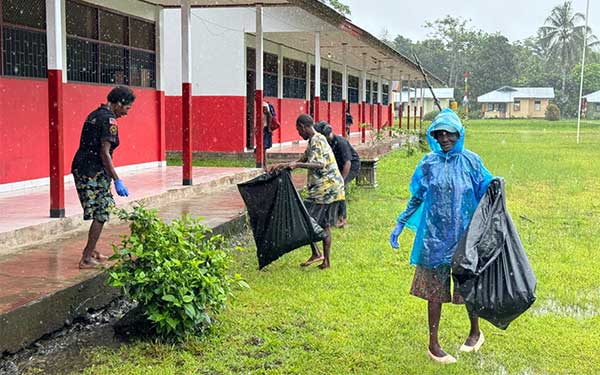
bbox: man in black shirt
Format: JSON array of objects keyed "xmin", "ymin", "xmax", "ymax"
[
  {"xmin": 314, "ymin": 121, "xmax": 360, "ymax": 227},
  {"xmin": 71, "ymin": 86, "xmax": 135, "ymax": 269}
]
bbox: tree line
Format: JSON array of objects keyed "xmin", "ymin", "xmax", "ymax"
[{"xmin": 378, "ymin": 1, "xmax": 599, "ymax": 118}]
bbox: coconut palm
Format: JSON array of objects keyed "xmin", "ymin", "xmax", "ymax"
[{"xmin": 538, "ymin": 1, "xmax": 598, "ymax": 98}]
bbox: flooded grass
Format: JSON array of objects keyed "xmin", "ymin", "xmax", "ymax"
[{"xmin": 8, "ymin": 119, "xmax": 600, "ymax": 374}]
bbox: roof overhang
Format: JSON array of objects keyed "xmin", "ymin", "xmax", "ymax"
[{"xmin": 141, "ymin": 0, "xmax": 444, "ymax": 84}]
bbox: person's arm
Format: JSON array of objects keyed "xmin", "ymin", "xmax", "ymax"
[
  {"xmin": 100, "ymin": 141, "xmax": 119, "ymax": 180},
  {"xmin": 341, "ymin": 160, "xmax": 351, "ymax": 179}
]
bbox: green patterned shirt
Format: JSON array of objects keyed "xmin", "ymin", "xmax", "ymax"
[{"xmin": 303, "ymin": 133, "xmax": 345, "ymax": 204}]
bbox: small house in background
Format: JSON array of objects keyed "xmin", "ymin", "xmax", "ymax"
[
  {"xmin": 392, "ymin": 86, "xmax": 454, "ymax": 115},
  {"xmin": 583, "ymin": 90, "xmax": 600, "ymax": 118},
  {"xmin": 477, "ymin": 86, "xmax": 555, "ymax": 119}
]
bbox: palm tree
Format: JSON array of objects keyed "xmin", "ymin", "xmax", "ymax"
[{"xmin": 539, "ymin": 1, "xmax": 598, "ymax": 98}]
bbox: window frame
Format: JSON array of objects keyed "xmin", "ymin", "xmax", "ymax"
[
  {"xmin": 487, "ymin": 103, "xmax": 494, "ymax": 111},
  {"xmin": 65, "ymin": 0, "xmax": 156, "ymax": 88},
  {"xmin": 534, "ymin": 100, "xmax": 541, "ymax": 111},
  {"xmin": 282, "ymin": 57, "xmax": 306, "ymax": 99},
  {"xmin": 513, "ymin": 100, "xmax": 520, "ymax": 112}
]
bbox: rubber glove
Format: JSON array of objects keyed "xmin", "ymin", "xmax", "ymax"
[
  {"xmin": 114, "ymin": 179, "xmax": 129, "ymax": 197},
  {"xmin": 389, "ymin": 222, "xmax": 405, "ymax": 249}
]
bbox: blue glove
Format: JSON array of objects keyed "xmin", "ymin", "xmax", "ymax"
[
  {"xmin": 114, "ymin": 179, "xmax": 129, "ymax": 197},
  {"xmin": 389, "ymin": 222, "xmax": 405, "ymax": 249}
]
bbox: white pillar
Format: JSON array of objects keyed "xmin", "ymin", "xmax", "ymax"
[
  {"xmin": 277, "ymin": 44, "xmax": 284, "ymax": 99},
  {"xmin": 181, "ymin": 1, "xmax": 192, "ymax": 86},
  {"xmin": 389, "ymin": 67, "xmax": 394, "ymax": 104},
  {"xmin": 156, "ymin": 7, "xmax": 166, "ymax": 91},
  {"xmin": 361, "ymin": 53, "xmax": 367, "ymax": 103},
  {"xmin": 306, "ymin": 53, "xmax": 311, "ymax": 101},
  {"xmin": 342, "ymin": 44, "xmax": 348, "ymax": 102},
  {"xmin": 255, "ymin": 5, "xmax": 263, "ymax": 93},
  {"xmin": 46, "ymin": 0, "xmax": 63, "ymax": 72},
  {"xmin": 314, "ymin": 32, "xmax": 321, "ymax": 99},
  {"xmin": 327, "ymin": 61, "xmax": 332, "ymax": 102},
  {"xmin": 377, "ymin": 61, "xmax": 383, "ymax": 104}
]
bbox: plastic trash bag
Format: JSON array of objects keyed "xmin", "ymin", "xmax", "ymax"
[
  {"xmin": 238, "ymin": 170, "xmax": 326, "ymax": 269},
  {"xmin": 452, "ymin": 178, "xmax": 536, "ymax": 330}
]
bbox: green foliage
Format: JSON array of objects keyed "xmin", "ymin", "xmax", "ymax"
[
  {"xmin": 108, "ymin": 205, "xmax": 247, "ymax": 340},
  {"xmin": 422, "ymin": 110, "xmax": 439, "ymax": 121},
  {"xmin": 85, "ymin": 119, "xmax": 600, "ymax": 374},
  {"xmin": 320, "ymin": 0, "xmax": 350, "ymax": 15},
  {"xmin": 545, "ymin": 103, "xmax": 561, "ymax": 121}
]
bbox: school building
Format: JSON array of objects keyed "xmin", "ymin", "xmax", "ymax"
[{"xmin": 0, "ymin": 0, "xmax": 439, "ymax": 217}]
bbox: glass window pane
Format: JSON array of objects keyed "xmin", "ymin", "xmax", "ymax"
[
  {"xmin": 67, "ymin": 37, "xmax": 98, "ymax": 82},
  {"xmin": 130, "ymin": 49, "xmax": 155, "ymax": 87},
  {"xmin": 264, "ymin": 52, "xmax": 278, "ymax": 74},
  {"xmin": 99, "ymin": 10, "xmax": 128, "ymax": 45},
  {"xmin": 130, "ymin": 18, "xmax": 155, "ymax": 51},
  {"xmin": 100, "ymin": 44, "xmax": 128, "ymax": 84},
  {"xmin": 2, "ymin": 0, "xmax": 45, "ymax": 29},
  {"xmin": 2, "ymin": 26, "xmax": 47, "ymax": 77},
  {"xmin": 66, "ymin": 1, "xmax": 97, "ymax": 39}
]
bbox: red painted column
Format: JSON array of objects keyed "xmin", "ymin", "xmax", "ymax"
[
  {"xmin": 407, "ymin": 105, "xmax": 411, "ymax": 130},
  {"xmin": 419, "ymin": 106, "xmax": 424, "ymax": 129},
  {"xmin": 277, "ymin": 98, "xmax": 282, "ymax": 145},
  {"xmin": 388, "ymin": 104, "xmax": 393, "ymax": 136},
  {"xmin": 361, "ymin": 101, "xmax": 366, "ymax": 143},
  {"xmin": 314, "ymin": 96, "xmax": 320, "ymax": 122},
  {"xmin": 48, "ymin": 69, "xmax": 64, "ymax": 218},
  {"xmin": 157, "ymin": 90, "xmax": 166, "ymax": 161},
  {"xmin": 341, "ymin": 100, "xmax": 347, "ymax": 137},
  {"xmin": 413, "ymin": 105, "xmax": 418, "ymax": 129},
  {"xmin": 399, "ymin": 106, "xmax": 403, "ymax": 129},
  {"xmin": 377, "ymin": 103, "xmax": 382, "ymax": 132},
  {"xmin": 306, "ymin": 99, "xmax": 311, "ymax": 115},
  {"xmin": 327, "ymin": 102, "xmax": 331, "ymax": 124},
  {"xmin": 182, "ymin": 82, "xmax": 193, "ymax": 185}
]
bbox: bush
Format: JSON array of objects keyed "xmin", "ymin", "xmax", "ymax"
[
  {"xmin": 108, "ymin": 205, "xmax": 247, "ymax": 340},
  {"xmin": 423, "ymin": 110, "xmax": 439, "ymax": 121},
  {"xmin": 545, "ymin": 103, "xmax": 561, "ymax": 121}
]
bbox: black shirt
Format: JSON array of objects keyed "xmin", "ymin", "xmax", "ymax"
[
  {"xmin": 71, "ymin": 105, "xmax": 120, "ymax": 176},
  {"xmin": 330, "ymin": 135, "xmax": 360, "ymax": 173}
]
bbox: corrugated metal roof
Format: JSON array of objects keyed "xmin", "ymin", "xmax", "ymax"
[
  {"xmin": 477, "ymin": 87, "xmax": 555, "ymax": 102},
  {"xmin": 583, "ymin": 90, "xmax": 600, "ymax": 102}
]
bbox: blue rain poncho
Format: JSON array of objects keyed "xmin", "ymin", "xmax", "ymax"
[{"xmin": 397, "ymin": 109, "xmax": 493, "ymax": 269}]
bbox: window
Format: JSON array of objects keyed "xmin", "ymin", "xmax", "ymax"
[
  {"xmin": 310, "ymin": 65, "xmax": 328, "ymax": 100},
  {"xmin": 513, "ymin": 100, "xmax": 520, "ymax": 112},
  {"xmin": 534, "ymin": 100, "xmax": 541, "ymax": 111},
  {"xmin": 596, "ymin": 103, "xmax": 600, "ymax": 111},
  {"xmin": 487, "ymin": 103, "xmax": 494, "ymax": 111},
  {"xmin": 348, "ymin": 75, "xmax": 359, "ymax": 103},
  {"xmin": 331, "ymin": 70, "xmax": 342, "ymax": 102},
  {"xmin": 372, "ymin": 82, "xmax": 379, "ymax": 104},
  {"xmin": 65, "ymin": 1, "xmax": 155, "ymax": 87},
  {"xmin": 283, "ymin": 57, "xmax": 306, "ymax": 99},
  {"xmin": 247, "ymin": 48, "xmax": 279, "ymax": 98},
  {"xmin": 1, "ymin": 0, "xmax": 47, "ymax": 78},
  {"xmin": 366, "ymin": 79, "xmax": 371, "ymax": 103},
  {"xmin": 382, "ymin": 84, "xmax": 389, "ymax": 105}
]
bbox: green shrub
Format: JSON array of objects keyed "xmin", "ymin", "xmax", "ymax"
[
  {"xmin": 545, "ymin": 103, "xmax": 561, "ymax": 121},
  {"xmin": 423, "ymin": 110, "xmax": 439, "ymax": 121},
  {"xmin": 108, "ymin": 205, "xmax": 247, "ymax": 340}
]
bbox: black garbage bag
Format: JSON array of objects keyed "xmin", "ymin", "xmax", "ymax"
[
  {"xmin": 452, "ymin": 178, "xmax": 536, "ymax": 330},
  {"xmin": 238, "ymin": 170, "xmax": 326, "ymax": 269}
]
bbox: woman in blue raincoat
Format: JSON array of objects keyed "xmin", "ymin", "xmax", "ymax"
[{"xmin": 389, "ymin": 109, "xmax": 493, "ymax": 364}]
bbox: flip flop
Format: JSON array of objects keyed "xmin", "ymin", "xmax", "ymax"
[
  {"xmin": 92, "ymin": 251, "xmax": 109, "ymax": 261},
  {"xmin": 300, "ymin": 256, "xmax": 324, "ymax": 267}
]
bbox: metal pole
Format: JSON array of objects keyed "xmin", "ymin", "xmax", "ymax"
[{"xmin": 577, "ymin": 0, "xmax": 590, "ymax": 144}]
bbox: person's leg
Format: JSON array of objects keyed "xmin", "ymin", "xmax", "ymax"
[
  {"xmin": 427, "ymin": 301, "xmax": 448, "ymax": 357},
  {"xmin": 464, "ymin": 309, "xmax": 481, "ymax": 346},
  {"xmin": 318, "ymin": 226, "xmax": 332, "ymax": 269},
  {"xmin": 79, "ymin": 219, "xmax": 105, "ymax": 269}
]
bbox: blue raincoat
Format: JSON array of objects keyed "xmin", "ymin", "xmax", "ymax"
[{"xmin": 397, "ymin": 109, "xmax": 493, "ymax": 268}]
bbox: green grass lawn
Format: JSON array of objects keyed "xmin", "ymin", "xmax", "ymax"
[{"xmin": 84, "ymin": 119, "xmax": 600, "ymax": 374}]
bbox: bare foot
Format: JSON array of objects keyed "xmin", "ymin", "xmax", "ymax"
[
  {"xmin": 91, "ymin": 250, "xmax": 109, "ymax": 261},
  {"xmin": 79, "ymin": 257, "xmax": 102, "ymax": 270},
  {"xmin": 317, "ymin": 261, "xmax": 330, "ymax": 270},
  {"xmin": 300, "ymin": 255, "xmax": 324, "ymax": 267}
]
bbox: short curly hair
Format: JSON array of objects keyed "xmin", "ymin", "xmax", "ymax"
[{"xmin": 107, "ymin": 86, "xmax": 136, "ymax": 105}]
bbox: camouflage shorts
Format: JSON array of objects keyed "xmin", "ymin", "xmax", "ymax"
[{"xmin": 73, "ymin": 170, "xmax": 114, "ymax": 223}]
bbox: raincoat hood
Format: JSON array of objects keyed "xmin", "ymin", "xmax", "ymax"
[{"xmin": 427, "ymin": 108, "xmax": 465, "ymax": 156}]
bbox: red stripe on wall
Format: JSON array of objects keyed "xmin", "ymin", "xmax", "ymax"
[
  {"xmin": 280, "ymin": 98, "xmax": 308, "ymax": 143},
  {"xmin": 329, "ymin": 102, "xmax": 343, "ymax": 135},
  {"xmin": 165, "ymin": 95, "xmax": 246, "ymax": 153},
  {"xmin": 0, "ymin": 78, "xmax": 160, "ymax": 185}
]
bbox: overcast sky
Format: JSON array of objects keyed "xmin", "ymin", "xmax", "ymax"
[{"xmin": 342, "ymin": 0, "xmax": 597, "ymax": 43}]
